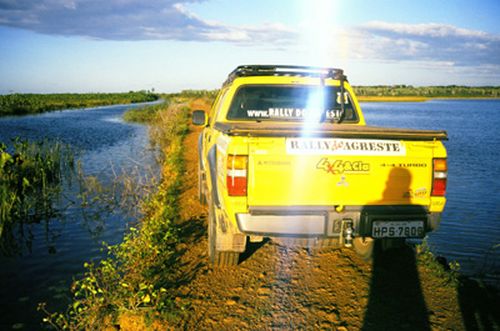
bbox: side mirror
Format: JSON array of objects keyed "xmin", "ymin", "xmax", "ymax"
[{"xmin": 192, "ymin": 110, "xmax": 207, "ymax": 126}]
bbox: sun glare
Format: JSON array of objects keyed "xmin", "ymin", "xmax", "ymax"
[
  {"xmin": 298, "ymin": 0, "xmax": 342, "ymax": 135},
  {"xmin": 300, "ymin": 0, "xmax": 339, "ymax": 66}
]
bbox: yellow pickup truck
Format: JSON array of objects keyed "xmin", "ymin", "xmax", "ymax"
[{"xmin": 192, "ymin": 65, "xmax": 448, "ymax": 265}]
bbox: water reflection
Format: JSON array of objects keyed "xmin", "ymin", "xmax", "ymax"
[{"xmin": 0, "ymin": 102, "xmax": 160, "ymax": 329}]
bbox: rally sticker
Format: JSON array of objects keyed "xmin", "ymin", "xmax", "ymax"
[
  {"xmin": 286, "ymin": 138, "xmax": 406, "ymax": 156},
  {"xmin": 246, "ymin": 108, "xmax": 342, "ymax": 120},
  {"xmin": 317, "ymin": 158, "xmax": 370, "ymax": 175}
]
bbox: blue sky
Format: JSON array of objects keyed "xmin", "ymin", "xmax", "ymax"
[{"xmin": 0, "ymin": 0, "xmax": 499, "ymax": 93}]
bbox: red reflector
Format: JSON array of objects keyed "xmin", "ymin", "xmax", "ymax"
[
  {"xmin": 432, "ymin": 178, "xmax": 447, "ymax": 196},
  {"xmin": 227, "ymin": 175, "xmax": 247, "ymax": 196}
]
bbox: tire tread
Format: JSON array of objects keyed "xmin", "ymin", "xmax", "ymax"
[{"xmin": 215, "ymin": 251, "xmax": 239, "ymax": 266}]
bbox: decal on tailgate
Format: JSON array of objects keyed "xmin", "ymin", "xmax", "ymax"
[
  {"xmin": 286, "ymin": 138, "xmax": 406, "ymax": 156},
  {"xmin": 317, "ymin": 158, "xmax": 370, "ymax": 175}
]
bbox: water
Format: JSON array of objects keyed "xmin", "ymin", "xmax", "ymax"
[
  {"xmin": 0, "ymin": 102, "xmax": 160, "ymax": 329},
  {"xmin": 1, "ymin": 99, "xmax": 499, "ymax": 328},
  {"xmin": 361, "ymin": 99, "xmax": 500, "ymax": 286}
]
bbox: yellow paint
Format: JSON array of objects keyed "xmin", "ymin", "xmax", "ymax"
[{"xmin": 198, "ymin": 70, "xmax": 447, "ymax": 233}]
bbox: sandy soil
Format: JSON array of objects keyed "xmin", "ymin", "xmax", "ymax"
[{"xmin": 168, "ymin": 99, "xmax": 499, "ymax": 331}]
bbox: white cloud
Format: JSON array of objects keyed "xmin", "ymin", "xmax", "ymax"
[
  {"xmin": 352, "ymin": 21, "xmax": 500, "ymax": 66},
  {"xmin": 204, "ymin": 23, "xmax": 296, "ymax": 44},
  {"xmin": 362, "ymin": 21, "xmax": 489, "ymax": 39},
  {"xmin": 0, "ymin": 0, "xmax": 498, "ymax": 80},
  {"xmin": 0, "ymin": 0, "xmax": 297, "ymax": 43}
]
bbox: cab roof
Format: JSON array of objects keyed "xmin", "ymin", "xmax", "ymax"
[{"xmin": 223, "ymin": 65, "xmax": 347, "ymax": 87}]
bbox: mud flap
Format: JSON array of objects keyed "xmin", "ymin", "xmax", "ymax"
[
  {"xmin": 215, "ymin": 210, "xmax": 247, "ymax": 253},
  {"xmin": 215, "ymin": 231, "xmax": 247, "ymax": 253}
]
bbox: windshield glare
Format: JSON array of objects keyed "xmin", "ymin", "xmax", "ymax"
[{"xmin": 226, "ymin": 85, "xmax": 358, "ymax": 122}]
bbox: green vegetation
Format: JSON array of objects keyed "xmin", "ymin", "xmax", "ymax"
[
  {"xmin": 353, "ymin": 85, "xmax": 500, "ymax": 99},
  {"xmin": 416, "ymin": 241, "xmax": 461, "ymax": 287},
  {"xmin": 40, "ymin": 99, "xmax": 191, "ymax": 329},
  {"xmin": 123, "ymin": 98, "xmax": 170, "ymax": 123},
  {"xmin": 122, "ymin": 91, "xmax": 216, "ymax": 124},
  {"xmin": 172, "ymin": 89, "xmax": 219, "ymax": 99},
  {"xmin": 0, "ymin": 139, "xmax": 74, "ymax": 254},
  {"xmin": 0, "ymin": 91, "xmax": 159, "ymax": 117},
  {"xmin": 168, "ymin": 86, "xmax": 500, "ymax": 103}
]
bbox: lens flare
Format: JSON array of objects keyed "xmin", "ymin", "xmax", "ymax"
[
  {"xmin": 288, "ymin": 1, "xmax": 343, "ymax": 238},
  {"xmin": 302, "ymin": 84, "xmax": 325, "ymax": 136},
  {"xmin": 299, "ymin": 0, "xmax": 339, "ymax": 66},
  {"xmin": 298, "ymin": 0, "xmax": 342, "ymax": 135}
]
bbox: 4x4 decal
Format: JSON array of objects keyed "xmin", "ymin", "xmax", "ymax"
[{"xmin": 316, "ymin": 158, "xmax": 370, "ymax": 175}]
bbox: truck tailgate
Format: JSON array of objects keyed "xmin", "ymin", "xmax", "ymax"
[{"xmin": 247, "ymin": 137, "xmax": 435, "ymax": 207}]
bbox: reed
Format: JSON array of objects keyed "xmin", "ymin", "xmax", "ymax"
[
  {"xmin": 0, "ymin": 139, "xmax": 75, "ymax": 253},
  {"xmin": 123, "ymin": 98, "xmax": 170, "ymax": 123}
]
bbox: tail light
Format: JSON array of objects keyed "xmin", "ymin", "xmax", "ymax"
[
  {"xmin": 432, "ymin": 158, "xmax": 447, "ymax": 196},
  {"xmin": 227, "ymin": 155, "xmax": 247, "ymax": 196}
]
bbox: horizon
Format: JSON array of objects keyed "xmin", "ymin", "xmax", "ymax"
[
  {"xmin": 1, "ymin": 0, "xmax": 499, "ymax": 93},
  {"xmin": 3, "ymin": 84, "xmax": 500, "ymax": 96}
]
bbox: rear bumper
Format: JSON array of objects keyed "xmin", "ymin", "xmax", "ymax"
[
  {"xmin": 236, "ymin": 205, "xmax": 441, "ymax": 238},
  {"xmin": 237, "ymin": 214, "xmax": 327, "ymax": 236}
]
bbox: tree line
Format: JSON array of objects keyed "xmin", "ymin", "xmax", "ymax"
[
  {"xmin": 0, "ymin": 91, "xmax": 159, "ymax": 116},
  {"xmin": 176, "ymin": 86, "xmax": 500, "ymax": 99},
  {"xmin": 2, "ymin": 86, "xmax": 498, "ymax": 117},
  {"xmin": 353, "ymin": 85, "xmax": 500, "ymax": 98}
]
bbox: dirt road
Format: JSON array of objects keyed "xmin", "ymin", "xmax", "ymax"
[{"xmin": 169, "ymin": 99, "xmax": 498, "ymax": 330}]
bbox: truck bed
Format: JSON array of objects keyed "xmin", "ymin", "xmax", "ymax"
[{"xmin": 214, "ymin": 122, "xmax": 448, "ymax": 141}]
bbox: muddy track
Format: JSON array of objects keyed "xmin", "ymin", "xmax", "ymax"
[{"xmin": 170, "ymin": 99, "xmax": 493, "ymax": 330}]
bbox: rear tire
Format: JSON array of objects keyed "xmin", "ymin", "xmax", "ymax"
[
  {"xmin": 207, "ymin": 203, "xmax": 239, "ymax": 266},
  {"xmin": 353, "ymin": 237, "xmax": 375, "ymax": 261}
]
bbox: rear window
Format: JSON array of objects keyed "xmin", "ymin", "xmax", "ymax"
[{"xmin": 227, "ymin": 85, "xmax": 358, "ymax": 122}]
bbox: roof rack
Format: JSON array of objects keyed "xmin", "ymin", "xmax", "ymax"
[{"xmin": 223, "ymin": 65, "xmax": 346, "ymax": 86}]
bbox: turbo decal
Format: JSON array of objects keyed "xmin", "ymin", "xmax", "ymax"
[
  {"xmin": 317, "ymin": 158, "xmax": 370, "ymax": 175},
  {"xmin": 287, "ymin": 138, "xmax": 406, "ymax": 156},
  {"xmin": 381, "ymin": 162, "xmax": 427, "ymax": 168}
]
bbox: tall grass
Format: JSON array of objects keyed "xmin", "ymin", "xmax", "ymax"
[
  {"xmin": 123, "ymin": 98, "xmax": 170, "ymax": 123},
  {"xmin": 172, "ymin": 89, "xmax": 219, "ymax": 99},
  {"xmin": 75, "ymin": 158, "xmax": 162, "ymax": 230},
  {"xmin": 0, "ymin": 139, "xmax": 74, "ymax": 254}
]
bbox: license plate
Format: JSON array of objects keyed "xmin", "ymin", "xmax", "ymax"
[{"xmin": 372, "ymin": 221, "xmax": 424, "ymax": 238}]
